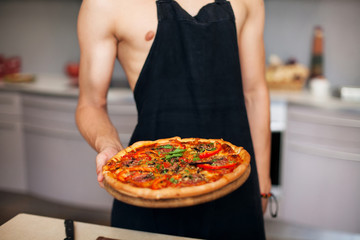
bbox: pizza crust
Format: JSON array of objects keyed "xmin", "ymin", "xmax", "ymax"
[
  {"xmin": 104, "ymin": 165, "xmax": 251, "ymax": 208},
  {"xmin": 103, "ymin": 137, "xmax": 251, "ymax": 202}
]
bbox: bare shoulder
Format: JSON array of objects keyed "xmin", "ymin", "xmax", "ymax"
[
  {"xmin": 79, "ymin": 0, "xmax": 121, "ymax": 20},
  {"xmin": 228, "ymin": 0, "xmax": 264, "ymax": 19},
  {"xmin": 229, "ymin": 0, "xmax": 264, "ymax": 10},
  {"xmin": 78, "ymin": 0, "xmax": 133, "ymax": 41},
  {"xmin": 227, "ymin": 0, "xmax": 247, "ymax": 32},
  {"xmin": 227, "ymin": 0, "xmax": 264, "ymax": 34},
  {"xmin": 78, "ymin": 0, "xmax": 115, "ymax": 36}
]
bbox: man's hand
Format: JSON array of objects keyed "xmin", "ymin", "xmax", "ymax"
[{"xmin": 96, "ymin": 146, "xmax": 120, "ymax": 188}]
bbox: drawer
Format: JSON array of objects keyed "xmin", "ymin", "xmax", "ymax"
[
  {"xmin": 0, "ymin": 92, "xmax": 22, "ymax": 115},
  {"xmin": 287, "ymin": 105, "xmax": 360, "ymax": 144},
  {"xmin": 284, "ymin": 103, "xmax": 360, "ymax": 160}
]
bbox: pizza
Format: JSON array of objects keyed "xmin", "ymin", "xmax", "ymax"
[{"xmin": 103, "ymin": 137, "xmax": 250, "ymax": 206}]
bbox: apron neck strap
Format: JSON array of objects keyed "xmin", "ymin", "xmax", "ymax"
[{"xmin": 158, "ymin": 0, "xmax": 227, "ymax": 2}]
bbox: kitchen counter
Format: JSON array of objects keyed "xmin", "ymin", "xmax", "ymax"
[
  {"xmin": 0, "ymin": 74, "xmax": 134, "ymax": 103},
  {"xmin": 2, "ymin": 213, "xmax": 359, "ymax": 240},
  {"xmin": 270, "ymin": 90, "xmax": 360, "ymax": 115},
  {"xmin": 0, "ymin": 213, "xmax": 198, "ymax": 240},
  {"xmin": 1, "ymin": 74, "xmax": 359, "ymax": 113}
]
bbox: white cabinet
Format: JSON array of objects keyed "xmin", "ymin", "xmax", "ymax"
[
  {"xmin": 108, "ymin": 102, "xmax": 138, "ymax": 147},
  {"xmin": 21, "ymin": 93, "xmax": 137, "ymax": 210},
  {"xmin": 0, "ymin": 92, "xmax": 27, "ymax": 192},
  {"xmin": 280, "ymin": 103, "xmax": 360, "ymax": 233},
  {"xmin": 23, "ymin": 94, "xmax": 108, "ymax": 209},
  {"xmin": 0, "ymin": 90, "xmax": 138, "ymax": 210}
]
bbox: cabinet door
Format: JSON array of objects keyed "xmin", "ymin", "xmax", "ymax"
[
  {"xmin": 0, "ymin": 121, "xmax": 26, "ymax": 192},
  {"xmin": 108, "ymin": 103, "xmax": 137, "ymax": 147},
  {"xmin": 22, "ymin": 93, "xmax": 137, "ymax": 210},
  {"xmin": 23, "ymin": 94, "xmax": 112, "ymax": 209},
  {"xmin": 0, "ymin": 92, "xmax": 26, "ymax": 192},
  {"xmin": 24, "ymin": 125, "xmax": 114, "ymax": 210},
  {"xmin": 280, "ymin": 103, "xmax": 360, "ymax": 233}
]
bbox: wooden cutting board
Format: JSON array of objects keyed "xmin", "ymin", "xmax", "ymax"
[{"xmin": 104, "ymin": 165, "xmax": 250, "ymax": 208}]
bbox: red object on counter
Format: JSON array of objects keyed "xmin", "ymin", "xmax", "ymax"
[
  {"xmin": 65, "ymin": 62, "xmax": 80, "ymax": 86},
  {"xmin": 0, "ymin": 55, "xmax": 5, "ymax": 79},
  {"xmin": 4, "ymin": 56, "xmax": 21, "ymax": 75},
  {"xmin": 65, "ymin": 62, "xmax": 79, "ymax": 78}
]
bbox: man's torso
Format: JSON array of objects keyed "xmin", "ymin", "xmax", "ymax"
[{"xmin": 100, "ymin": 0, "xmax": 247, "ymax": 90}]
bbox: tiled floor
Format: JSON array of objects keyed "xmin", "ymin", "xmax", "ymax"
[{"xmin": 1, "ymin": 190, "xmax": 359, "ymax": 240}]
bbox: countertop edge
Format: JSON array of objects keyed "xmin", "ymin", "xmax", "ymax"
[{"xmin": 1, "ymin": 75, "xmax": 359, "ymax": 113}]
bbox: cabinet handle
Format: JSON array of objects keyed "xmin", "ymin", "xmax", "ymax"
[
  {"xmin": 288, "ymin": 142, "xmax": 360, "ymax": 162},
  {"xmin": 23, "ymin": 101, "xmax": 76, "ymax": 112},
  {"xmin": 0, "ymin": 97, "xmax": 15, "ymax": 105},
  {"xmin": 23, "ymin": 123, "xmax": 82, "ymax": 140},
  {"xmin": 0, "ymin": 122, "xmax": 17, "ymax": 131},
  {"xmin": 288, "ymin": 111, "xmax": 360, "ymax": 128}
]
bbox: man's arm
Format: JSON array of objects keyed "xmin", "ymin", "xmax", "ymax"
[
  {"xmin": 237, "ymin": 0, "xmax": 272, "ymax": 212},
  {"xmin": 76, "ymin": 0, "xmax": 123, "ymax": 187}
]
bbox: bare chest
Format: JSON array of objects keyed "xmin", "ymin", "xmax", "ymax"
[
  {"xmin": 113, "ymin": 0, "xmax": 246, "ymax": 87},
  {"xmin": 115, "ymin": 0, "xmax": 246, "ymax": 43}
]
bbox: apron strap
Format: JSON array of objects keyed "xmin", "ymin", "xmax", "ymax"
[{"xmin": 158, "ymin": 0, "xmax": 226, "ymax": 2}]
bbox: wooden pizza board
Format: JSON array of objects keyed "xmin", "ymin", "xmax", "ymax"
[{"xmin": 103, "ymin": 165, "xmax": 250, "ymax": 208}]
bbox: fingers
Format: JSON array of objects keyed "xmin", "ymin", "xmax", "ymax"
[
  {"xmin": 95, "ymin": 147, "xmax": 120, "ymax": 188},
  {"xmin": 96, "ymin": 151, "xmax": 110, "ymax": 188},
  {"xmin": 97, "ymin": 174, "xmax": 105, "ymax": 188}
]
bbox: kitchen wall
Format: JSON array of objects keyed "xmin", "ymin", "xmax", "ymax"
[
  {"xmin": 0, "ymin": 0, "xmax": 126, "ymax": 81},
  {"xmin": 264, "ymin": 0, "xmax": 360, "ymax": 87},
  {"xmin": 0, "ymin": 0, "xmax": 359, "ymax": 87},
  {"xmin": 0, "ymin": 1, "xmax": 83, "ymax": 77}
]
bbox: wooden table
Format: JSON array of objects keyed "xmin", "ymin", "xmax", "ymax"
[{"xmin": 0, "ymin": 213, "xmax": 200, "ymax": 240}]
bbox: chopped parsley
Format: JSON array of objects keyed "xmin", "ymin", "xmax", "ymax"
[
  {"xmin": 164, "ymin": 148, "xmax": 186, "ymax": 160},
  {"xmin": 169, "ymin": 177, "xmax": 178, "ymax": 184},
  {"xmin": 157, "ymin": 144, "xmax": 173, "ymax": 149}
]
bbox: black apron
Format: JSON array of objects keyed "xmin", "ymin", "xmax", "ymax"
[{"xmin": 111, "ymin": 0, "xmax": 265, "ymax": 239}]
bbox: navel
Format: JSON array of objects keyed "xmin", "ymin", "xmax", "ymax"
[{"xmin": 145, "ymin": 31, "xmax": 155, "ymax": 41}]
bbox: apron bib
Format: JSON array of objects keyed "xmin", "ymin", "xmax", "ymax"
[{"xmin": 112, "ymin": 0, "xmax": 265, "ymax": 239}]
